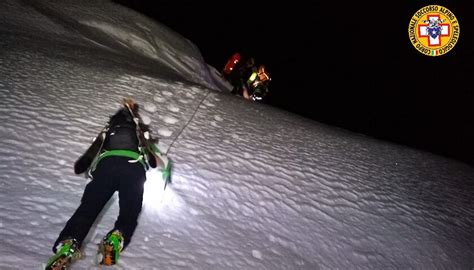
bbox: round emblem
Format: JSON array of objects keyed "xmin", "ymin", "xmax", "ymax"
[{"xmin": 408, "ymin": 5, "xmax": 460, "ymax": 56}]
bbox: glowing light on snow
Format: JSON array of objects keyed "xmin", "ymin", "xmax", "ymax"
[{"xmin": 143, "ymin": 168, "xmax": 175, "ymax": 213}]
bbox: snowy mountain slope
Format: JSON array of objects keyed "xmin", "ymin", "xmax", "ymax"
[
  {"xmin": 2, "ymin": 0, "xmax": 218, "ymax": 90},
  {"xmin": 0, "ymin": 0, "xmax": 473, "ymax": 269}
]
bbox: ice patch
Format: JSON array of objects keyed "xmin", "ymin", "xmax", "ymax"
[
  {"xmin": 178, "ymin": 98, "xmax": 191, "ymax": 104},
  {"xmin": 141, "ymin": 115, "xmax": 151, "ymax": 125},
  {"xmin": 158, "ymin": 128, "xmax": 172, "ymax": 137},
  {"xmin": 162, "ymin": 116, "xmax": 178, "ymax": 124},
  {"xmin": 162, "ymin": 91, "xmax": 173, "ymax": 97},
  {"xmin": 144, "ymin": 102, "xmax": 157, "ymax": 112},
  {"xmin": 154, "ymin": 96, "xmax": 166, "ymax": 103},
  {"xmin": 203, "ymin": 100, "xmax": 215, "ymax": 107},
  {"xmin": 189, "ymin": 208, "xmax": 199, "ymax": 215},
  {"xmin": 243, "ymin": 152, "xmax": 253, "ymax": 159},
  {"xmin": 252, "ymin": 250, "xmax": 262, "ymax": 259},
  {"xmin": 167, "ymin": 105, "xmax": 180, "ymax": 112}
]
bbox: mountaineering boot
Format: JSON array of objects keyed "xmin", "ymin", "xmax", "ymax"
[
  {"xmin": 97, "ymin": 230, "xmax": 124, "ymax": 265},
  {"xmin": 45, "ymin": 238, "xmax": 81, "ymax": 270}
]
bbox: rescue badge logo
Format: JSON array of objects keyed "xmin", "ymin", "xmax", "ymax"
[{"xmin": 408, "ymin": 5, "xmax": 460, "ymax": 56}]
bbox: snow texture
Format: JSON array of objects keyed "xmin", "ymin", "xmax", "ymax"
[{"xmin": 0, "ymin": 0, "xmax": 473, "ymax": 269}]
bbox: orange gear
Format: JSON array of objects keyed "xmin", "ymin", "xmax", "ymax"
[{"xmin": 257, "ymin": 65, "xmax": 270, "ymax": 82}]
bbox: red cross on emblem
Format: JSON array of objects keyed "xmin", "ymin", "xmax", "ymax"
[{"xmin": 418, "ymin": 14, "xmax": 450, "ymax": 46}]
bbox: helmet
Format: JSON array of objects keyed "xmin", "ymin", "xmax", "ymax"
[
  {"xmin": 247, "ymin": 57, "xmax": 255, "ymax": 67},
  {"xmin": 122, "ymin": 98, "xmax": 137, "ymax": 112}
]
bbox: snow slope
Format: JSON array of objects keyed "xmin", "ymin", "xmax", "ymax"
[{"xmin": 0, "ymin": 0, "xmax": 472, "ymax": 269}]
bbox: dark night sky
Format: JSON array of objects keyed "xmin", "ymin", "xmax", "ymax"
[{"xmin": 114, "ymin": 0, "xmax": 473, "ymax": 166}]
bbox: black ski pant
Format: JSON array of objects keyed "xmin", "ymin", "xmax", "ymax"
[{"xmin": 53, "ymin": 156, "xmax": 146, "ymax": 252}]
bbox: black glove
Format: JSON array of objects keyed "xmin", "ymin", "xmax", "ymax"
[{"xmin": 74, "ymin": 155, "xmax": 93, "ymax": 174}]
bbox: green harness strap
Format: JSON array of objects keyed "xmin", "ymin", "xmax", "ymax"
[{"xmin": 97, "ymin": 150, "xmax": 145, "ymax": 167}]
